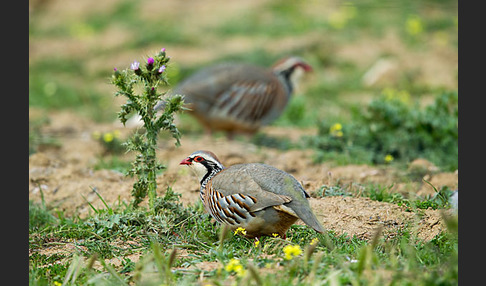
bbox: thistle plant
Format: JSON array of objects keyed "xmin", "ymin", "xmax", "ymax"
[{"xmin": 111, "ymin": 48, "xmax": 185, "ymax": 209}]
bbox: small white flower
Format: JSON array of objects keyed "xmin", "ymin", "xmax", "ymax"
[{"xmin": 130, "ymin": 61, "xmax": 140, "ymax": 70}]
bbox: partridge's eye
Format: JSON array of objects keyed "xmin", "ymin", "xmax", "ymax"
[{"xmin": 194, "ymin": 156, "xmax": 204, "ymax": 162}]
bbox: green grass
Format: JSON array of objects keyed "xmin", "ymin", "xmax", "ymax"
[
  {"xmin": 92, "ymin": 156, "xmax": 132, "ymax": 173},
  {"xmin": 28, "ymin": 0, "xmax": 457, "ymax": 123},
  {"xmin": 28, "ymin": 65, "xmax": 116, "ymax": 122},
  {"xmin": 29, "ymin": 183, "xmax": 458, "ymax": 285},
  {"xmin": 315, "ymin": 180, "xmax": 455, "ymax": 211},
  {"xmin": 29, "ymin": 115, "xmax": 61, "ymax": 155}
]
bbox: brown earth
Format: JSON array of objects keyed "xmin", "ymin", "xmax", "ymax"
[{"xmin": 29, "ymin": 110, "xmax": 457, "ymax": 244}]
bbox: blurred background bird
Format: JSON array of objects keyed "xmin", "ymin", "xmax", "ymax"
[{"xmin": 125, "ymin": 56, "xmax": 312, "ymax": 139}]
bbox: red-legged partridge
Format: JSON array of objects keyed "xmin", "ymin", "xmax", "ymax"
[
  {"xmin": 180, "ymin": 150, "xmax": 324, "ymax": 239},
  {"xmin": 156, "ymin": 57, "xmax": 312, "ymax": 138}
]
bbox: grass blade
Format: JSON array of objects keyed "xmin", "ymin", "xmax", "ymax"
[{"xmin": 90, "ymin": 186, "xmax": 113, "ymax": 214}]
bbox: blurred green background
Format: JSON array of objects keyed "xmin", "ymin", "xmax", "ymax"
[{"xmin": 29, "ymin": 0, "xmax": 458, "ymax": 169}]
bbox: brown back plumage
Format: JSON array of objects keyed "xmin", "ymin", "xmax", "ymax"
[
  {"xmin": 164, "ymin": 57, "xmax": 312, "ymax": 137},
  {"xmin": 181, "ymin": 150, "xmax": 324, "ymax": 238}
]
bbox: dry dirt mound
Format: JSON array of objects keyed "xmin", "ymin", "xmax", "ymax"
[{"xmin": 29, "ymin": 110, "xmax": 456, "ymax": 241}]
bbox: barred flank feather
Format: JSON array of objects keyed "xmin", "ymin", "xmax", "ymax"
[
  {"xmin": 181, "ymin": 150, "xmax": 324, "ymax": 238},
  {"xmin": 158, "ymin": 57, "xmax": 312, "ymax": 137}
]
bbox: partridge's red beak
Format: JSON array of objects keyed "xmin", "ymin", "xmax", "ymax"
[
  {"xmin": 301, "ymin": 63, "xmax": 313, "ymax": 72},
  {"xmin": 180, "ymin": 157, "xmax": 192, "ymax": 165}
]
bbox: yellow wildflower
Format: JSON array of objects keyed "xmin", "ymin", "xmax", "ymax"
[
  {"xmin": 236, "ymin": 268, "xmax": 246, "ymax": 277},
  {"xmin": 331, "ymin": 123, "xmax": 342, "ymax": 131},
  {"xmin": 283, "ymin": 244, "xmax": 303, "ymax": 260},
  {"xmin": 384, "ymin": 154, "xmax": 394, "ymax": 163},
  {"xmin": 330, "ymin": 123, "xmax": 344, "ymax": 137},
  {"xmin": 310, "ymin": 238, "xmax": 319, "ymax": 245},
  {"xmin": 254, "ymin": 240, "xmax": 260, "ymax": 247},
  {"xmin": 406, "ymin": 15, "xmax": 424, "ymax": 36},
  {"xmin": 234, "ymin": 227, "xmax": 247, "ymax": 236},
  {"xmin": 224, "ymin": 258, "xmax": 240, "ymax": 272},
  {"xmin": 103, "ymin": 132, "xmax": 114, "ymax": 143},
  {"xmin": 53, "ymin": 282, "xmax": 62, "ymax": 286},
  {"xmin": 272, "ymin": 233, "xmax": 279, "ymax": 238},
  {"xmin": 224, "ymin": 258, "xmax": 246, "ymax": 277}
]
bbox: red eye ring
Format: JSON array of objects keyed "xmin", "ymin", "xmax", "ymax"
[{"xmin": 194, "ymin": 156, "xmax": 204, "ymax": 162}]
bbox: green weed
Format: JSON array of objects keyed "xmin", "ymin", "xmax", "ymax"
[
  {"xmin": 29, "ymin": 200, "xmax": 58, "ymax": 231},
  {"xmin": 308, "ymin": 90, "xmax": 458, "ymax": 171},
  {"xmin": 112, "ymin": 49, "xmax": 185, "ymax": 208},
  {"xmin": 92, "ymin": 156, "xmax": 132, "ymax": 173},
  {"xmin": 315, "ymin": 181, "xmax": 455, "ymax": 211},
  {"xmin": 91, "ymin": 130, "xmax": 126, "ymax": 155},
  {"xmin": 29, "ymin": 185, "xmax": 458, "ymax": 285}
]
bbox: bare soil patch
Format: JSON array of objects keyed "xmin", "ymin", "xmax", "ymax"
[{"xmin": 29, "ymin": 110, "xmax": 456, "ymax": 242}]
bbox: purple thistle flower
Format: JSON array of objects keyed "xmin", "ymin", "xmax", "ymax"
[
  {"xmin": 113, "ymin": 67, "xmax": 120, "ymax": 77},
  {"xmin": 147, "ymin": 57, "xmax": 154, "ymax": 65},
  {"xmin": 130, "ymin": 61, "xmax": 140, "ymax": 70},
  {"xmin": 160, "ymin": 48, "xmax": 167, "ymax": 57},
  {"xmin": 158, "ymin": 65, "xmax": 166, "ymax": 73}
]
